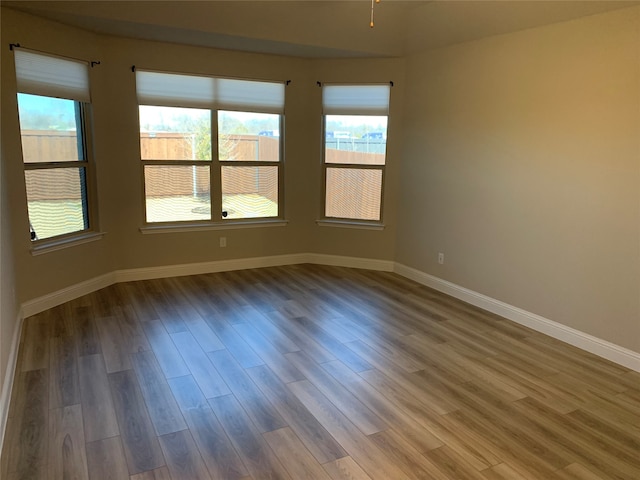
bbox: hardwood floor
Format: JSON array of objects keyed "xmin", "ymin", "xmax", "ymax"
[{"xmin": 2, "ymin": 264, "xmax": 639, "ymax": 479}]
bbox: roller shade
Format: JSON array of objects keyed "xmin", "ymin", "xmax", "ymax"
[
  {"xmin": 136, "ymin": 71, "xmax": 215, "ymax": 108},
  {"xmin": 323, "ymin": 84, "xmax": 390, "ymax": 115},
  {"xmin": 217, "ymin": 78, "xmax": 284, "ymax": 113},
  {"xmin": 136, "ymin": 70, "xmax": 284, "ymax": 113},
  {"xmin": 14, "ymin": 49, "xmax": 90, "ymax": 102}
]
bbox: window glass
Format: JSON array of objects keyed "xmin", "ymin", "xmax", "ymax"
[
  {"xmin": 17, "ymin": 93, "xmax": 90, "ymax": 240},
  {"xmin": 218, "ymin": 111, "xmax": 280, "ymax": 162},
  {"xmin": 325, "ymin": 168, "xmax": 382, "ymax": 221},
  {"xmin": 221, "ymin": 165, "xmax": 278, "ymax": 219},
  {"xmin": 137, "ymin": 71, "xmax": 284, "ymax": 224},
  {"xmin": 144, "ymin": 165, "xmax": 211, "ymax": 222},
  {"xmin": 325, "ymin": 115, "xmax": 387, "ymax": 166},
  {"xmin": 24, "ymin": 167, "xmax": 89, "ymax": 240},
  {"xmin": 139, "ymin": 105, "xmax": 211, "ymax": 161},
  {"xmin": 18, "ymin": 93, "xmax": 82, "ymax": 162}
]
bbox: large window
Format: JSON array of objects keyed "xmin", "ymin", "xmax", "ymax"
[
  {"xmin": 14, "ymin": 49, "xmax": 96, "ymax": 242},
  {"xmin": 136, "ymin": 70, "xmax": 284, "ymax": 224},
  {"xmin": 322, "ymin": 84, "xmax": 390, "ymax": 222}
]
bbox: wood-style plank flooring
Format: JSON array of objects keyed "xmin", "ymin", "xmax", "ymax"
[{"xmin": 2, "ymin": 264, "xmax": 639, "ymax": 479}]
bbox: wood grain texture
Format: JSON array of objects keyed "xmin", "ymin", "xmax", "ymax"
[
  {"xmin": 141, "ymin": 320, "xmax": 190, "ymax": 379},
  {"xmin": 158, "ymin": 430, "xmax": 211, "ymax": 480},
  {"xmin": 322, "ymin": 456, "xmax": 374, "ymax": 480},
  {"xmin": 208, "ymin": 349, "xmax": 286, "ymax": 433},
  {"xmin": 78, "ymin": 354, "xmax": 119, "ymax": 443},
  {"xmin": 2, "ymin": 264, "xmax": 638, "ymax": 480},
  {"xmin": 246, "ymin": 364, "xmax": 347, "ymax": 464},
  {"xmin": 130, "ymin": 467, "xmax": 172, "ymax": 480},
  {"xmin": 86, "ymin": 436, "xmax": 130, "ymax": 480},
  {"xmin": 4, "ymin": 369, "xmax": 49, "ymax": 480},
  {"xmin": 49, "ymin": 333, "xmax": 80, "ymax": 409},
  {"xmin": 48, "ymin": 404, "xmax": 89, "ymax": 480},
  {"xmin": 108, "ymin": 369, "xmax": 165, "ymax": 475},
  {"xmin": 263, "ymin": 427, "xmax": 332, "ymax": 480},
  {"xmin": 171, "ymin": 331, "xmax": 231, "ymax": 398},
  {"xmin": 168, "ymin": 375, "xmax": 249, "ymax": 480},
  {"xmin": 131, "ymin": 350, "xmax": 187, "ymax": 436},
  {"xmin": 208, "ymin": 394, "xmax": 292, "ymax": 480}
]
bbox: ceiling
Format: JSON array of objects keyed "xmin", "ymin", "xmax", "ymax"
[{"xmin": 3, "ymin": 0, "xmax": 638, "ymax": 58}]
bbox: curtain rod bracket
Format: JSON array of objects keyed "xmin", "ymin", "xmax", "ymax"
[
  {"xmin": 390, "ymin": 81, "xmax": 394, "ymax": 87},
  {"xmin": 286, "ymin": 80, "xmax": 291, "ymax": 86},
  {"xmin": 131, "ymin": 65, "xmax": 136, "ymax": 72},
  {"xmin": 317, "ymin": 81, "xmax": 322, "ymax": 87},
  {"xmin": 9, "ymin": 43, "xmax": 21, "ymax": 51},
  {"xmin": 91, "ymin": 61, "xmax": 101, "ymax": 68}
]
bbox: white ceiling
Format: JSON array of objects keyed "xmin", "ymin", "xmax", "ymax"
[{"xmin": 3, "ymin": 0, "xmax": 638, "ymax": 58}]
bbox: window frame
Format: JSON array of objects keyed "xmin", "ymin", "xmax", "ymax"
[
  {"xmin": 136, "ymin": 70, "xmax": 286, "ymax": 228},
  {"xmin": 13, "ymin": 49, "xmax": 100, "ymax": 248},
  {"xmin": 320, "ymin": 84, "xmax": 390, "ymax": 226}
]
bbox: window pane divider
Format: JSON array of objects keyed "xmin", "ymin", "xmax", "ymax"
[
  {"xmin": 24, "ymin": 161, "xmax": 89, "ymax": 170},
  {"xmin": 141, "ymin": 159, "xmax": 212, "ymax": 166},
  {"xmin": 323, "ymin": 163, "xmax": 385, "ymax": 170},
  {"xmin": 219, "ymin": 160, "xmax": 280, "ymax": 167}
]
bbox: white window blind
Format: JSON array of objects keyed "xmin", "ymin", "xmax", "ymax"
[
  {"xmin": 217, "ymin": 78, "xmax": 284, "ymax": 113},
  {"xmin": 322, "ymin": 84, "xmax": 390, "ymax": 115},
  {"xmin": 136, "ymin": 70, "xmax": 284, "ymax": 113},
  {"xmin": 14, "ymin": 49, "xmax": 90, "ymax": 102},
  {"xmin": 136, "ymin": 71, "xmax": 215, "ymax": 108}
]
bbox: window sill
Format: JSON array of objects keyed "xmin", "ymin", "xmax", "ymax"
[
  {"xmin": 140, "ymin": 219, "xmax": 288, "ymax": 234},
  {"xmin": 316, "ymin": 219, "xmax": 385, "ymax": 231},
  {"xmin": 31, "ymin": 231, "xmax": 105, "ymax": 256}
]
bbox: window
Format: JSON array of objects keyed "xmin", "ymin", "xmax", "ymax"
[
  {"xmin": 14, "ymin": 49, "xmax": 96, "ymax": 242},
  {"xmin": 322, "ymin": 84, "xmax": 390, "ymax": 222},
  {"xmin": 136, "ymin": 70, "xmax": 284, "ymax": 225}
]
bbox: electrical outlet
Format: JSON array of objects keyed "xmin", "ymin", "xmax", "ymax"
[
  {"xmin": 220, "ymin": 236, "xmax": 227, "ymax": 248},
  {"xmin": 438, "ymin": 252, "xmax": 444, "ymax": 265}
]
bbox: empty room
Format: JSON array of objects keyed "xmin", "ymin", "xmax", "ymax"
[{"xmin": 1, "ymin": 1, "xmax": 639, "ymax": 479}]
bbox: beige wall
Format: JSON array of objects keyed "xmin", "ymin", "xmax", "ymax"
[
  {"xmin": 1, "ymin": 89, "xmax": 18, "ymax": 427},
  {"xmin": 397, "ymin": 7, "xmax": 640, "ymax": 352}
]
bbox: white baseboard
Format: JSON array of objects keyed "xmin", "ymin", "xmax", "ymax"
[
  {"xmin": 305, "ymin": 253, "xmax": 395, "ymax": 272},
  {"xmin": 394, "ymin": 263, "xmax": 640, "ymax": 373},
  {"xmin": 20, "ymin": 253, "xmax": 394, "ymax": 318},
  {"xmin": 0, "ymin": 310, "xmax": 24, "ymax": 456},
  {"xmin": 114, "ymin": 253, "xmax": 311, "ymax": 283},
  {"xmin": 16, "ymin": 255, "xmax": 639, "ymax": 373},
  {"xmin": 21, "ymin": 272, "xmax": 115, "ymax": 318}
]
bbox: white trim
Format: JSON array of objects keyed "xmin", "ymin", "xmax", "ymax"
[
  {"xmin": 0, "ymin": 310, "xmax": 24, "ymax": 455},
  {"xmin": 21, "ymin": 272, "xmax": 115, "ymax": 318},
  {"xmin": 18, "ymin": 253, "xmax": 392, "ymax": 317},
  {"xmin": 305, "ymin": 253, "xmax": 394, "ymax": 271},
  {"xmin": 316, "ymin": 219, "xmax": 385, "ymax": 231},
  {"xmin": 140, "ymin": 220, "xmax": 288, "ymax": 235},
  {"xmin": 15, "ymin": 255, "xmax": 639, "ymax": 373},
  {"xmin": 394, "ymin": 263, "xmax": 640, "ymax": 373},
  {"xmin": 113, "ymin": 254, "xmax": 309, "ymax": 283},
  {"xmin": 30, "ymin": 231, "xmax": 105, "ymax": 256}
]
